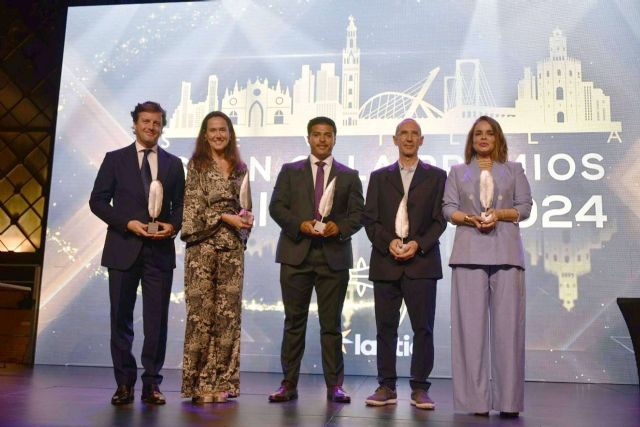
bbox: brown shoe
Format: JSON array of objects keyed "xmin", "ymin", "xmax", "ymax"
[
  {"xmin": 410, "ymin": 389, "xmax": 435, "ymax": 410},
  {"xmin": 268, "ymin": 380, "xmax": 298, "ymax": 402},
  {"xmin": 111, "ymin": 385, "xmax": 134, "ymax": 405},
  {"xmin": 365, "ymin": 385, "xmax": 397, "ymax": 406},
  {"xmin": 327, "ymin": 385, "xmax": 351, "ymax": 403},
  {"xmin": 141, "ymin": 384, "xmax": 166, "ymax": 405}
]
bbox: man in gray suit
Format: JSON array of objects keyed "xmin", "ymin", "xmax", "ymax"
[
  {"xmin": 362, "ymin": 118, "xmax": 446, "ymax": 409},
  {"xmin": 268, "ymin": 116, "xmax": 364, "ymax": 403}
]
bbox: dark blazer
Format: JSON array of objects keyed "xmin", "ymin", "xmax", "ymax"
[
  {"xmin": 363, "ymin": 160, "xmax": 447, "ymax": 281},
  {"xmin": 89, "ymin": 142, "xmax": 185, "ymax": 271},
  {"xmin": 269, "ymin": 158, "xmax": 364, "ymax": 271}
]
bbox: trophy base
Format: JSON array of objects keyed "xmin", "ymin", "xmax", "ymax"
[
  {"xmin": 147, "ymin": 222, "xmax": 159, "ymax": 234},
  {"xmin": 313, "ymin": 221, "xmax": 326, "ymax": 233}
]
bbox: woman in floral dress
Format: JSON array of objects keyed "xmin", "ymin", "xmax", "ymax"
[{"xmin": 181, "ymin": 111, "xmax": 253, "ymax": 403}]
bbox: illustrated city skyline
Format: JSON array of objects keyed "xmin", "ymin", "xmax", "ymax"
[{"xmin": 165, "ymin": 16, "xmax": 622, "ymax": 139}]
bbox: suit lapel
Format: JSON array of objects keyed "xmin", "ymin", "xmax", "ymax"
[
  {"xmin": 409, "ymin": 161, "xmax": 428, "ymax": 192},
  {"xmin": 157, "ymin": 146, "xmax": 169, "ymax": 185},
  {"xmin": 385, "ymin": 162, "xmax": 405, "ymax": 196},
  {"xmin": 304, "ymin": 158, "xmax": 315, "ymax": 208},
  {"xmin": 327, "ymin": 160, "xmax": 339, "ymax": 183},
  {"xmin": 126, "ymin": 143, "xmax": 147, "ymax": 204},
  {"xmin": 490, "ymin": 161, "xmax": 508, "ymax": 206},
  {"xmin": 406, "ymin": 162, "xmax": 429, "ymax": 229}
]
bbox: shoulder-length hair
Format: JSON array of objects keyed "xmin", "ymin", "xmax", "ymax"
[
  {"xmin": 190, "ymin": 111, "xmax": 246, "ymax": 173},
  {"xmin": 464, "ymin": 115, "xmax": 508, "ymax": 164}
]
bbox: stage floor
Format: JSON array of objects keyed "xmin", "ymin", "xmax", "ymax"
[{"xmin": 0, "ymin": 365, "xmax": 638, "ymax": 426}]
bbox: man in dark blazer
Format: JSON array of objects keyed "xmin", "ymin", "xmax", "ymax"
[
  {"xmin": 362, "ymin": 118, "xmax": 446, "ymax": 410},
  {"xmin": 89, "ymin": 101, "xmax": 185, "ymax": 405},
  {"xmin": 268, "ymin": 116, "xmax": 364, "ymax": 403}
]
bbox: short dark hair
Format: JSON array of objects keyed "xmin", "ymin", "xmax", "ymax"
[
  {"xmin": 307, "ymin": 116, "xmax": 337, "ymax": 136},
  {"xmin": 130, "ymin": 101, "xmax": 167, "ymax": 126}
]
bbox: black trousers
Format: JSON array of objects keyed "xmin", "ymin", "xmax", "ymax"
[
  {"xmin": 108, "ymin": 243, "xmax": 173, "ymax": 387},
  {"xmin": 373, "ymin": 275, "xmax": 437, "ymax": 391},
  {"xmin": 279, "ymin": 246, "xmax": 349, "ymax": 387}
]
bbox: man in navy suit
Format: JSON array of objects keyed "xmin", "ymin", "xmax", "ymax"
[
  {"xmin": 268, "ymin": 117, "xmax": 364, "ymax": 403},
  {"xmin": 90, "ymin": 101, "xmax": 185, "ymax": 405},
  {"xmin": 362, "ymin": 118, "xmax": 446, "ymax": 409}
]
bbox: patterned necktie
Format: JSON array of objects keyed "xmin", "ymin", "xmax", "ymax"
[
  {"xmin": 141, "ymin": 148, "xmax": 152, "ymax": 200},
  {"xmin": 314, "ymin": 161, "xmax": 326, "ymax": 221}
]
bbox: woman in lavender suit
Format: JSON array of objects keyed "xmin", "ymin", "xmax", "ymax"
[{"xmin": 442, "ymin": 116, "xmax": 532, "ymax": 418}]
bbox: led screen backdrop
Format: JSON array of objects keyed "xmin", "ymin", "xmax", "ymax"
[{"xmin": 38, "ymin": 0, "xmax": 640, "ymax": 384}]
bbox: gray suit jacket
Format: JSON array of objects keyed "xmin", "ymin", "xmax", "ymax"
[
  {"xmin": 269, "ymin": 157, "xmax": 364, "ymax": 270},
  {"xmin": 442, "ymin": 160, "xmax": 532, "ymax": 268}
]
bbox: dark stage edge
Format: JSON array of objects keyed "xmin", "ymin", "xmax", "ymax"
[{"xmin": 1, "ymin": 365, "xmax": 638, "ymax": 426}]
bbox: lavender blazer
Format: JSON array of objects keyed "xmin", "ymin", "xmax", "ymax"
[{"xmin": 442, "ymin": 160, "xmax": 532, "ymax": 268}]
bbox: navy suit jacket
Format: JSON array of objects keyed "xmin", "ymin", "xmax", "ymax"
[
  {"xmin": 89, "ymin": 142, "xmax": 185, "ymax": 271},
  {"xmin": 269, "ymin": 158, "xmax": 364, "ymax": 271},
  {"xmin": 363, "ymin": 160, "xmax": 447, "ymax": 281}
]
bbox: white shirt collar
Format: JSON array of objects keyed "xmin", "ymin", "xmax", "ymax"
[
  {"xmin": 398, "ymin": 159, "xmax": 418, "ymax": 172},
  {"xmin": 310, "ymin": 154, "xmax": 333, "ymax": 168},
  {"xmin": 135, "ymin": 141, "xmax": 158, "ymax": 153}
]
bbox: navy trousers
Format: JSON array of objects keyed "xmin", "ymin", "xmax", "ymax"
[{"xmin": 108, "ymin": 242, "xmax": 173, "ymax": 387}]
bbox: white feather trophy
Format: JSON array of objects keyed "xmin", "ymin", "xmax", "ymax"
[
  {"xmin": 147, "ymin": 180, "xmax": 163, "ymax": 233},
  {"xmin": 479, "ymin": 170, "xmax": 494, "ymax": 222},
  {"xmin": 238, "ymin": 171, "xmax": 253, "ymax": 230},
  {"xmin": 394, "ymin": 196, "xmax": 409, "ymax": 249},
  {"xmin": 313, "ymin": 177, "xmax": 337, "ymax": 233},
  {"xmin": 239, "ymin": 172, "xmax": 252, "ymax": 211}
]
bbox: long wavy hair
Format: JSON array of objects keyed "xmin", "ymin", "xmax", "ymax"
[
  {"xmin": 190, "ymin": 111, "xmax": 246, "ymax": 174},
  {"xmin": 464, "ymin": 115, "xmax": 508, "ymax": 164}
]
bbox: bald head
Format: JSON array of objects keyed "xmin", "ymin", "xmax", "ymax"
[
  {"xmin": 393, "ymin": 118, "xmax": 424, "ymax": 161},
  {"xmin": 395, "ymin": 118, "xmax": 421, "ymax": 136}
]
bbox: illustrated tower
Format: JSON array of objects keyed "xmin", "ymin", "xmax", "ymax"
[{"xmin": 341, "ymin": 15, "xmax": 360, "ymax": 126}]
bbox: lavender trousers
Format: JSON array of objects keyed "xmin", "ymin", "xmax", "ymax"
[{"xmin": 451, "ymin": 265, "xmax": 525, "ymax": 413}]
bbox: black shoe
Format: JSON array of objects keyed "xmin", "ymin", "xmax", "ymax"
[
  {"xmin": 500, "ymin": 411, "xmax": 519, "ymax": 418},
  {"xmin": 141, "ymin": 384, "xmax": 166, "ymax": 405},
  {"xmin": 268, "ymin": 380, "xmax": 298, "ymax": 402},
  {"xmin": 327, "ymin": 385, "xmax": 351, "ymax": 403},
  {"xmin": 111, "ymin": 385, "xmax": 134, "ymax": 405}
]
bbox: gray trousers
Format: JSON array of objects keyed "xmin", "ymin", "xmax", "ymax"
[{"xmin": 451, "ymin": 265, "xmax": 525, "ymax": 413}]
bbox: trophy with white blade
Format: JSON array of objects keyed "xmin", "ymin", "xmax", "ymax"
[
  {"xmin": 479, "ymin": 170, "xmax": 494, "ymax": 222},
  {"xmin": 147, "ymin": 180, "xmax": 163, "ymax": 234},
  {"xmin": 394, "ymin": 196, "xmax": 409, "ymax": 250},
  {"xmin": 313, "ymin": 177, "xmax": 337, "ymax": 233},
  {"xmin": 238, "ymin": 172, "xmax": 252, "ymax": 219}
]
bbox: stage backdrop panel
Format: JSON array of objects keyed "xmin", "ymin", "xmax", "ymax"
[{"xmin": 38, "ymin": 0, "xmax": 640, "ymax": 384}]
